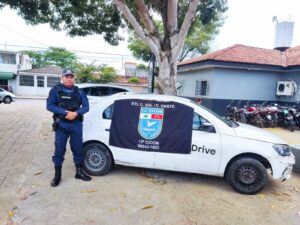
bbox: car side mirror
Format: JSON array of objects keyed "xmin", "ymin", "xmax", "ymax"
[{"xmin": 201, "ymin": 122, "xmax": 216, "ymax": 133}]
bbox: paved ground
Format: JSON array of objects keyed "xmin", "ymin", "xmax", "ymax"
[
  {"xmin": 265, "ymin": 127, "xmax": 300, "ymax": 145},
  {"xmin": 0, "ymin": 99, "xmax": 300, "ymax": 225}
]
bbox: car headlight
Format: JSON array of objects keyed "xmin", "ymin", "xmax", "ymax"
[{"xmin": 273, "ymin": 144, "xmax": 291, "ymax": 156}]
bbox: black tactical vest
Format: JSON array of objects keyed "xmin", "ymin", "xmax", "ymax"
[{"xmin": 53, "ymin": 84, "xmax": 83, "ymax": 121}]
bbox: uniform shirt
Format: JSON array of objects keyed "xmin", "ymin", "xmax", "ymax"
[{"xmin": 46, "ymin": 84, "xmax": 89, "ymax": 117}]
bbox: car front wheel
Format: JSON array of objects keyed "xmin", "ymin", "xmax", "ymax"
[
  {"xmin": 226, "ymin": 158, "xmax": 268, "ymax": 194},
  {"xmin": 3, "ymin": 96, "xmax": 12, "ymax": 104},
  {"xmin": 83, "ymin": 143, "xmax": 113, "ymax": 176}
]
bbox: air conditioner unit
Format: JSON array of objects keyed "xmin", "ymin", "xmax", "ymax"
[{"xmin": 276, "ymin": 81, "xmax": 297, "ymax": 96}]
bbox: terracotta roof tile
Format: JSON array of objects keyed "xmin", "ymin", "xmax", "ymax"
[
  {"xmin": 286, "ymin": 46, "xmax": 300, "ymax": 66},
  {"xmin": 178, "ymin": 44, "xmax": 300, "ymax": 68}
]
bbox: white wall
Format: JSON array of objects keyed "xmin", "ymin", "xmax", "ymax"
[
  {"xmin": 16, "ymin": 74, "xmax": 58, "ymax": 96},
  {"xmin": 0, "ymin": 64, "xmax": 18, "ymax": 73},
  {"xmin": 0, "ymin": 52, "xmax": 32, "ymax": 73},
  {"xmin": 16, "ymin": 53, "xmax": 32, "ymax": 70}
]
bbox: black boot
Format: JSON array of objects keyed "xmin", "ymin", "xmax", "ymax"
[
  {"xmin": 51, "ymin": 166, "xmax": 62, "ymax": 187},
  {"xmin": 75, "ymin": 166, "xmax": 91, "ymax": 181}
]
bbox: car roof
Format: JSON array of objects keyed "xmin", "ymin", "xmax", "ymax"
[
  {"xmin": 76, "ymin": 83, "xmax": 132, "ymax": 91},
  {"xmin": 102, "ymin": 92, "xmax": 193, "ymax": 105}
]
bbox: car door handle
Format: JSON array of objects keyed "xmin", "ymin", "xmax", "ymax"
[{"xmin": 105, "ymin": 128, "xmax": 110, "ymax": 132}]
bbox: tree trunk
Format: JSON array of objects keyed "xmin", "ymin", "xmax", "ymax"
[
  {"xmin": 114, "ymin": 0, "xmax": 200, "ymax": 96},
  {"xmin": 156, "ymin": 51, "xmax": 177, "ymax": 96}
]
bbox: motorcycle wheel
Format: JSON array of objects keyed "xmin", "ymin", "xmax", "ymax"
[{"xmin": 290, "ymin": 123, "xmax": 295, "ymax": 132}]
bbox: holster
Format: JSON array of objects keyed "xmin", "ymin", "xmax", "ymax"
[{"xmin": 52, "ymin": 118, "xmax": 60, "ymax": 132}]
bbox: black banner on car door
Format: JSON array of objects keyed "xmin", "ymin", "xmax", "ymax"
[{"xmin": 109, "ymin": 99, "xmax": 193, "ymax": 154}]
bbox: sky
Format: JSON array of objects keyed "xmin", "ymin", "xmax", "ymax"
[
  {"xmin": 214, "ymin": 0, "xmax": 300, "ymax": 50},
  {"xmin": 0, "ymin": 0, "xmax": 300, "ymax": 70}
]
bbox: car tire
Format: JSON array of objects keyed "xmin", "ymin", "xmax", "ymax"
[
  {"xmin": 3, "ymin": 96, "xmax": 12, "ymax": 104},
  {"xmin": 226, "ymin": 158, "xmax": 268, "ymax": 194},
  {"xmin": 83, "ymin": 143, "xmax": 113, "ymax": 176}
]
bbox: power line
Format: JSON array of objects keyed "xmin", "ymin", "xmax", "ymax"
[
  {"xmin": 0, "ymin": 23, "xmax": 131, "ymax": 53},
  {"xmin": 0, "ymin": 23, "xmax": 49, "ymax": 47},
  {"xmin": 0, "ymin": 43, "xmax": 48, "ymax": 50},
  {"xmin": 76, "ymin": 54, "xmax": 136, "ymax": 60},
  {"xmin": 0, "ymin": 43, "xmax": 142, "ymax": 67},
  {"xmin": 0, "ymin": 43, "xmax": 133, "ymax": 57}
]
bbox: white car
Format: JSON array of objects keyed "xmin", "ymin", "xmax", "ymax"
[
  {"xmin": 0, "ymin": 88, "xmax": 16, "ymax": 104},
  {"xmin": 83, "ymin": 93, "xmax": 295, "ymax": 194},
  {"xmin": 77, "ymin": 83, "xmax": 132, "ymax": 106}
]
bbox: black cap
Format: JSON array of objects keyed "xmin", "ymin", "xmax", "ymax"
[{"xmin": 62, "ymin": 69, "xmax": 75, "ymax": 76}]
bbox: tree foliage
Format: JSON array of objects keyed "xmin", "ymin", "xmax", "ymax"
[
  {"xmin": 128, "ymin": 16, "xmax": 224, "ymax": 62},
  {"xmin": 75, "ymin": 63, "xmax": 95, "ymax": 83},
  {"xmin": 136, "ymin": 63, "xmax": 149, "ymax": 70},
  {"xmin": 128, "ymin": 36, "xmax": 152, "ymax": 62},
  {"xmin": 0, "ymin": 0, "xmax": 228, "ymax": 95},
  {"xmin": 75, "ymin": 64, "xmax": 118, "ymax": 84},
  {"xmin": 1, "ymin": 0, "xmax": 227, "ymax": 50},
  {"xmin": 0, "ymin": 0, "xmax": 123, "ymax": 45},
  {"xmin": 23, "ymin": 47, "xmax": 78, "ymax": 69},
  {"xmin": 98, "ymin": 66, "xmax": 118, "ymax": 83}
]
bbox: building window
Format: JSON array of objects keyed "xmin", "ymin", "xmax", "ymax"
[
  {"xmin": 19, "ymin": 75, "xmax": 34, "ymax": 87},
  {"xmin": 195, "ymin": 80, "xmax": 209, "ymax": 96},
  {"xmin": 177, "ymin": 81, "xmax": 184, "ymax": 95},
  {"xmin": 0, "ymin": 80, "xmax": 8, "ymax": 85},
  {"xmin": 0, "ymin": 53, "xmax": 16, "ymax": 64},
  {"xmin": 125, "ymin": 68, "xmax": 136, "ymax": 76},
  {"xmin": 37, "ymin": 76, "xmax": 44, "ymax": 87},
  {"xmin": 47, "ymin": 77, "xmax": 60, "ymax": 87}
]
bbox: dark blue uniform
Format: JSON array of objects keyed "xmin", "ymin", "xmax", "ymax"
[{"xmin": 47, "ymin": 84, "xmax": 89, "ymax": 167}]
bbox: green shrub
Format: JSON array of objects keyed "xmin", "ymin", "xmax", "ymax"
[{"xmin": 128, "ymin": 77, "xmax": 140, "ymax": 84}]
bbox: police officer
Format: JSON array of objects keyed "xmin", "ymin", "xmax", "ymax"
[{"xmin": 47, "ymin": 69, "xmax": 91, "ymax": 187}]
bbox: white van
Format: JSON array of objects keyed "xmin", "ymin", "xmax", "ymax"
[{"xmin": 83, "ymin": 93, "xmax": 295, "ymax": 194}]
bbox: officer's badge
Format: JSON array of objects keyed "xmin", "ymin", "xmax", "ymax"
[{"xmin": 138, "ymin": 107, "xmax": 164, "ymax": 139}]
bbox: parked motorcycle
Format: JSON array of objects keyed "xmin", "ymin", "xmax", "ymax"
[
  {"xmin": 257, "ymin": 103, "xmax": 274, "ymax": 128},
  {"xmin": 277, "ymin": 107, "xmax": 295, "ymax": 132},
  {"xmin": 226, "ymin": 101, "xmax": 247, "ymax": 123},
  {"xmin": 224, "ymin": 101, "xmax": 299, "ymax": 131},
  {"xmin": 245, "ymin": 105, "xmax": 264, "ymax": 128}
]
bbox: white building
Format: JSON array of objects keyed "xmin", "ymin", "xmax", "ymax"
[
  {"xmin": 16, "ymin": 66, "xmax": 62, "ymax": 96},
  {"xmin": 0, "ymin": 51, "xmax": 32, "ymax": 92},
  {"xmin": 119, "ymin": 62, "xmax": 148, "ymax": 78}
]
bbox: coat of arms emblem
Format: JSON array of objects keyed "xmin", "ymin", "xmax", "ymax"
[{"xmin": 138, "ymin": 107, "xmax": 164, "ymax": 139}]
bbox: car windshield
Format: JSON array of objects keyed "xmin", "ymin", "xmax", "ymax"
[{"xmin": 191, "ymin": 101, "xmax": 239, "ymax": 128}]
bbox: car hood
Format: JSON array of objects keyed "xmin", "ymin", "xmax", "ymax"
[
  {"xmin": 233, "ymin": 123, "xmax": 287, "ymax": 144},
  {"xmin": 4, "ymin": 91, "xmax": 15, "ymax": 97}
]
